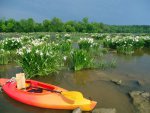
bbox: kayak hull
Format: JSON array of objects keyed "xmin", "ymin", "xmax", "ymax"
[{"xmin": 0, "ymin": 78, "xmax": 97, "ymax": 111}]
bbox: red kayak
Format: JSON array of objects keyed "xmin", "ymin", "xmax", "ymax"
[{"xmin": 0, "ymin": 78, "xmax": 97, "ymax": 111}]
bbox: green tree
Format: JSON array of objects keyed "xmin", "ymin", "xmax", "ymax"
[
  {"xmin": 6, "ymin": 18, "xmax": 16, "ymax": 32},
  {"xmin": 0, "ymin": 18, "xmax": 6, "ymax": 32},
  {"xmin": 43, "ymin": 19, "xmax": 51, "ymax": 31},
  {"xmin": 64, "ymin": 21, "xmax": 76, "ymax": 32},
  {"xmin": 0, "ymin": 17, "xmax": 150, "ymax": 33},
  {"xmin": 27, "ymin": 18, "xmax": 35, "ymax": 32},
  {"xmin": 34, "ymin": 23, "xmax": 43, "ymax": 32},
  {"xmin": 50, "ymin": 17, "xmax": 64, "ymax": 32}
]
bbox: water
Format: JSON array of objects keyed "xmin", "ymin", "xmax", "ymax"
[{"xmin": 0, "ymin": 49, "xmax": 150, "ymax": 113}]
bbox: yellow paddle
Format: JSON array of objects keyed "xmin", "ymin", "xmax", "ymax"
[
  {"xmin": 61, "ymin": 91, "xmax": 84, "ymax": 102},
  {"xmin": 61, "ymin": 91, "xmax": 91, "ymax": 106},
  {"xmin": 44, "ymin": 89, "xmax": 84, "ymax": 102},
  {"xmin": 39, "ymin": 88, "xmax": 91, "ymax": 106},
  {"xmin": 26, "ymin": 84, "xmax": 84, "ymax": 102}
]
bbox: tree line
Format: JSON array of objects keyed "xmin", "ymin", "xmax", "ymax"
[{"xmin": 0, "ymin": 17, "xmax": 150, "ymax": 33}]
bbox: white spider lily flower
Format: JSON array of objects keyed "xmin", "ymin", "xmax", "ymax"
[
  {"xmin": 32, "ymin": 39, "xmax": 44, "ymax": 46},
  {"xmin": 40, "ymin": 52, "xmax": 43, "ymax": 56},
  {"xmin": 70, "ymin": 50, "xmax": 74, "ymax": 54},
  {"xmin": 135, "ymin": 38, "xmax": 139, "ymax": 42},
  {"xmin": 64, "ymin": 33, "xmax": 70, "ymax": 37},
  {"xmin": 0, "ymin": 49, "xmax": 4, "ymax": 52},
  {"xmin": 46, "ymin": 52, "xmax": 49, "ymax": 56},
  {"xmin": 49, "ymin": 51, "xmax": 53, "ymax": 55},
  {"xmin": 88, "ymin": 38, "xmax": 94, "ymax": 43},
  {"xmin": 66, "ymin": 39, "xmax": 71, "ymax": 42},
  {"xmin": 36, "ymin": 50, "xmax": 39, "ymax": 54},
  {"xmin": 63, "ymin": 56, "xmax": 67, "ymax": 61},
  {"xmin": 27, "ymin": 49, "xmax": 31, "ymax": 53},
  {"xmin": 22, "ymin": 46, "xmax": 26, "ymax": 49},
  {"xmin": 16, "ymin": 49, "xmax": 23, "ymax": 55}
]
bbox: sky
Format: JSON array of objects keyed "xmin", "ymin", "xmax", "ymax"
[{"xmin": 0, "ymin": 0, "xmax": 150, "ymax": 25}]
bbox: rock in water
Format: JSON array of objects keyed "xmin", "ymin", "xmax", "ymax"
[
  {"xmin": 72, "ymin": 108, "xmax": 82, "ymax": 113},
  {"xmin": 92, "ymin": 108, "xmax": 116, "ymax": 113},
  {"xmin": 129, "ymin": 91, "xmax": 150, "ymax": 113},
  {"xmin": 111, "ymin": 79, "xmax": 122, "ymax": 85}
]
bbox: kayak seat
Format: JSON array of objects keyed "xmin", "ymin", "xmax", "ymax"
[
  {"xmin": 27, "ymin": 88, "xmax": 43, "ymax": 93},
  {"xmin": 24, "ymin": 80, "xmax": 56, "ymax": 93}
]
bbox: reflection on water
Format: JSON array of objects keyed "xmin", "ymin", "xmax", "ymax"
[
  {"xmin": 0, "ymin": 49, "xmax": 150, "ymax": 113},
  {"xmin": 111, "ymin": 51, "xmax": 150, "ymax": 83},
  {"xmin": 0, "ymin": 64, "xmax": 23, "ymax": 78},
  {"xmin": 73, "ymin": 71, "xmax": 91, "ymax": 86}
]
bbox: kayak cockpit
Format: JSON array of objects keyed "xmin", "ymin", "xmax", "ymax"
[
  {"xmin": 26, "ymin": 80, "xmax": 55, "ymax": 90},
  {"xmin": 16, "ymin": 80, "xmax": 57, "ymax": 94}
]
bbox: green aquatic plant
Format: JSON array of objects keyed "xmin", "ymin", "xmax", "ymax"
[
  {"xmin": 103, "ymin": 35, "xmax": 149, "ymax": 54},
  {"xmin": 63, "ymin": 33, "xmax": 71, "ymax": 40},
  {"xmin": 0, "ymin": 49, "xmax": 10, "ymax": 64},
  {"xmin": 78, "ymin": 37, "xmax": 99, "ymax": 51},
  {"xmin": 68, "ymin": 49, "xmax": 93, "ymax": 71},
  {"xmin": 91, "ymin": 33, "xmax": 107, "ymax": 40},
  {"xmin": 0, "ymin": 33, "xmax": 120, "ymax": 76},
  {"xmin": 93, "ymin": 58, "xmax": 116, "ymax": 70},
  {"xmin": 117, "ymin": 45, "xmax": 134, "ymax": 55},
  {"xmin": 2, "ymin": 38, "xmax": 22, "ymax": 50},
  {"xmin": 17, "ymin": 44, "xmax": 63, "ymax": 78},
  {"xmin": 143, "ymin": 36, "xmax": 150, "ymax": 47},
  {"xmin": 59, "ymin": 39, "xmax": 72, "ymax": 54},
  {"xmin": 20, "ymin": 35, "xmax": 33, "ymax": 45}
]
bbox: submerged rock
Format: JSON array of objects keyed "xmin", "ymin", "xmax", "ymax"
[
  {"xmin": 129, "ymin": 91, "xmax": 150, "ymax": 113},
  {"xmin": 111, "ymin": 79, "xmax": 122, "ymax": 85},
  {"xmin": 72, "ymin": 108, "xmax": 82, "ymax": 113},
  {"xmin": 92, "ymin": 108, "xmax": 116, "ymax": 113},
  {"xmin": 137, "ymin": 80, "xmax": 145, "ymax": 86}
]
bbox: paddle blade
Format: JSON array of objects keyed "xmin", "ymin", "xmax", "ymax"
[{"xmin": 61, "ymin": 91, "xmax": 84, "ymax": 101}]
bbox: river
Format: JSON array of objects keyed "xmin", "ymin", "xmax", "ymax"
[{"xmin": 0, "ymin": 49, "xmax": 150, "ymax": 113}]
